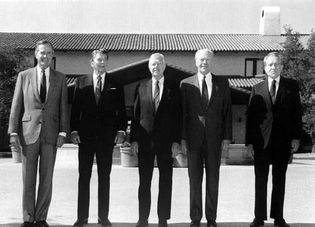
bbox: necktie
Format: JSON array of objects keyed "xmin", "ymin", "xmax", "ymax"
[
  {"xmin": 95, "ymin": 75, "xmax": 102, "ymax": 104},
  {"xmin": 202, "ymin": 75, "xmax": 209, "ymax": 111},
  {"xmin": 270, "ymin": 79, "xmax": 276, "ymax": 104},
  {"xmin": 153, "ymin": 80, "xmax": 160, "ymax": 111},
  {"xmin": 40, "ymin": 70, "xmax": 46, "ymax": 103}
]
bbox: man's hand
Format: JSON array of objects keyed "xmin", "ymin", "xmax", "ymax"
[
  {"xmin": 71, "ymin": 131, "xmax": 81, "ymax": 144},
  {"xmin": 10, "ymin": 135, "xmax": 21, "ymax": 152},
  {"xmin": 115, "ymin": 131, "xmax": 125, "ymax": 145},
  {"xmin": 247, "ymin": 144, "xmax": 254, "ymax": 158},
  {"xmin": 171, "ymin": 142, "xmax": 181, "ymax": 158},
  {"xmin": 181, "ymin": 139, "xmax": 187, "ymax": 155},
  {"xmin": 56, "ymin": 135, "xmax": 66, "ymax": 148},
  {"xmin": 291, "ymin": 139, "xmax": 300, "ymax": 153},
  {"xmin": 131, "ymin": 141, "xmax": 138, "ymax": 155},
  {"xmin": 221, "ymin": 139, "xmax": 230, "ymax": 157}
]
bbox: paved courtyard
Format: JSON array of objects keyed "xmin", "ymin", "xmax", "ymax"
[{"xmin": 0, "ymin": 148, "xmax": 314, "ymax": 227}]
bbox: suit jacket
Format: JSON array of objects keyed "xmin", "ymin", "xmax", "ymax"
[
  {"xmin": 181, "ymin": 74, "xmax": 232, "ymax": 151},
  {"xmin": 8, "ymin": 67, "xmax": 68, "ymax": 145},
  {"xmin": 70, "ymin": 74, "xmax": 127, "ymax": 142},
  {"xmin": 130, "ymin": 78, "xmax": 182, "ymax": 147},
  {"xmin": 246, "ymin": 76, "xmax": 302, "ymax": 157}
]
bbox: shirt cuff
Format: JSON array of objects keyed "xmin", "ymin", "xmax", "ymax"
[
  {"xmin": 10, "ymin": 133, "xmax": 18, "ymax": 136},
  {"xmin": 117, "ymin": 130, "xmax": 126, "ymax": 136},
  {"xmin": 59, "ymin": 132, "xmax": 67, "ymax": 137}
]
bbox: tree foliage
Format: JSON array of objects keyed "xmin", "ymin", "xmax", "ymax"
[
  {"xmin": 281, "ymin": 26, "xmax": 315, "ymax": 138},
  {"xmin": 0, "ymin": 47, "xmax": 31, "ymax": 143}
]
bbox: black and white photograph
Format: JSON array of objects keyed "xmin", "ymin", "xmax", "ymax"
[{"xmin": 0, "ymin": 0, "xmax": 314, "ymax": 227}]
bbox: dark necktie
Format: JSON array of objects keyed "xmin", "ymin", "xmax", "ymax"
[
  {"xmin": 153, "ymin": 80, "xmax": 160, "ymax": 111},
  {"xmin": 202, "ymin": 75, "xmax": 209, "ymax": 111},
  {"xmin": 40, "ymin": 70, "xmax": 46, "ymax": 103},
  {"xmin": 95, "ymin": 75, "xmax": 102, "ymax": 104},
  {"xmin": 270, "ymin": 79, "xmax": 276, "ymax": 104}
]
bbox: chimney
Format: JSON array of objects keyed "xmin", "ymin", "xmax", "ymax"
[{"xmin": 259, "ymin": 6, "xmax": 281, "ymax": 36}]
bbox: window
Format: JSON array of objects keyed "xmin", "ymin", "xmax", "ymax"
[
  {"xmin": 34, "ymin": 57, "xmax": 56, "ymax": 69},
  {"xmin": 245, "ymin": 58, "xmax": 264, "ymax": 77}
]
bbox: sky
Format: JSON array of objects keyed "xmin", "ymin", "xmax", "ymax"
[{"xmin": 0, "ymin": 0, "xmax": 314, "ymax": 34}]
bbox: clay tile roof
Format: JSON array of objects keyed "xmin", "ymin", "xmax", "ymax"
[{"xmin": 0, "ymin": 32, "xmax": 310, "ymax": 52}]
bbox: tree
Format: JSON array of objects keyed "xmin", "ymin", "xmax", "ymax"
[
  {"xmin": 0, "ymin": 47, "xmax": 31, "ymax": 151},
  {"xmin": 281, "ymin": 26, "xmax": 315, "ymax": 152}
]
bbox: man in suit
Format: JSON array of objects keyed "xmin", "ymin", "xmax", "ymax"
[
  {"xmin": 130, "ymin": 53, "xmax": 182, "ymax": 227},
  {"xmin": 8, "ymin": 40, "xmax": 68, "ymax": 227},
  {"xmin": 246, "ymin": 52, "xmax": 302, "ymax": 227},
  {"xmin": 71, "ymin": 49, "xmax": 127, "ymax": 227},
  {"xmin": 180, "ymin": 49, "xmax": 232, "ymax": 227}
]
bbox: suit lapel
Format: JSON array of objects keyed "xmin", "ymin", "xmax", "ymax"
[
  {"xmin": 46, "ymin": 69, "xmax": 58, "ymax": 104},
  {"xmin": 98, "ymin": 76, "xmax": 110, "ymax": 106},
  {"xmin": 275, "ymin": 77, "xmax": 285, "ymax": 105},
  {"xmin": 207, "ymin": 75, "xmax": 218, "ymax": 109},
  {"xmin": 85, "ymin": 75, "xmax": 97, "ymax": 106},
  {"xmin": 190, "ymin": 74, "xmax": 203, "ymax": 107},
  {"xmin": 145, "ymin": 79, "xmax": 155, "ymax": 112},
  {"xmin": 155, "ymin": 78, "xmax": 169, "ymax": 113},
  {"xmin": 261, "ymin": 79, "xmax": 273, "ymax": 108},
  {"xmin": 30, "ymin": 67, "xmax": 41, "ymax": 102}
]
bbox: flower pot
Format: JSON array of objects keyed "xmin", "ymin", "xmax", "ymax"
[{"xmin": 120, "ymin": 146, "xmax": 138, "ymax": 167}]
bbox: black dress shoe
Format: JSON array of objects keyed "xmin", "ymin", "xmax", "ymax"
[
  {"xmin": 98, "ymin": 218, "xmax": 112, "ymax": 227},
  {"xmin": 73, "ymin": 219, "xmax": 88, "ymax": 227},
  {"xmin": 35, "ymin": 221, "xmax": 49, "ymax": 227},
  {"xmin": 158, "ymin": 219, "xmax": 168, "ymax": 227},
  {"xmin": 274, "ymin": 218, "xmax": 290, "ymax": 227},
  {"xmin": 207, "ymin": 220, "xmax": 217, "ymax": 227},
  {"xmin": 190, "ymin": 221, "xmax": 201, "ymax": 227},
  {"xmin": 135, "ymin": 220, "xmax": 148, "ymax": 227},
  {"xmin": 250, "ymin": 218, "xmax": 264, "ymax": 227},
  {"xmin": 20, "ymin": 222, "xmax": 34, "ymax": 227}
]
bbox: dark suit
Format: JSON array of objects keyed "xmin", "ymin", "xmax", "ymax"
[
  {"xmin": 8, "ymin": 67, "xmax": 68, "ymax": 222},
  {"xmin": 246, "ymin": 76, "xmax": 302, "ymax": 220},
  {"xmin": 180, "ymin": 74, "xmax": 232, "ymax": 222},
  {"xmin": 130, "ymin": 78, "xmax": 182, "ymax": 222},
  {"xmin": 70, "ymin": 74, "xmax": 127, "ymax": 221}
]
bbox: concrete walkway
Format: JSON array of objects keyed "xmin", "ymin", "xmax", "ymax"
[{"xmin": 0, "ymin": 147, "xmax": 314, "ymax": 227}]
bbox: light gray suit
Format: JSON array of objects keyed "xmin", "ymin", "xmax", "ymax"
[{"xmin": 8, "ymin": 67, "xmax": 68, "ymax": 222}]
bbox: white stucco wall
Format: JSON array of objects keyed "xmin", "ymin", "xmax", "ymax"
[{"xmin": 43, "ymin": 50, "xmax": 269, "ymax": 77}]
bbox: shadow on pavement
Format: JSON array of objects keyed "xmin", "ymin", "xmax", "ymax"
[{"xmin": 1, "ymin": 223, "xmax": 315, "ymax": 227}]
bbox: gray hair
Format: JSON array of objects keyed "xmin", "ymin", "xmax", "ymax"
[
  {"xmin": 195, "ymin": 49, "xmax": 214, "ymax": 59},
  {"xmin": 35, "ymin": 40, "xmax": 54, "ymax": 53},
  {"xmin": 263, "ymin": 52, "xmax": 283, "ymax": 66},
  {"xmin": 91, "ymin": 49, "xmax": 109, "ymax": 61},
  {"xmin": 149, "ymin": 53, "xmax": 165, "ymax": 64}
]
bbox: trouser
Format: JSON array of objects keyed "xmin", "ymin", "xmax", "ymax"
[
  {"xmin": 187, "ymin": 139, "xmax": 221, "ymax": 223},
  {"xmin": 77, "ymin": 137, "xmax": 114, "ymax": 221},
  {"xmin": 22, "ymin": 138, "xmax": 57, "ymax": 222},
  {"xmin": 138, "ymin": 140, "xmax": 173, "ymax": 221},
  {"xmin": 254, "ymin": 143, "xmax": 289, "ymax": 220}
]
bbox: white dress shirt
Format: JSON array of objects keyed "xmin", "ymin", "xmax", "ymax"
[
  {"xmin": 197, "ymin": 72, "xmax": 212, "ymax": 100},
  {"xmin": 152, "ymin": 76, "xmax": 164, "ymax": 100},
  {"xmin": 37, "ymin": 66, "xmax": 50, "ymax": 96},
  {"xmin": 93, "ymin": 72, "xmax": 106, "ymax": 92},
  {"xmin": 268, "ymin": 76, "xmax": 281, "ymax": 97}
]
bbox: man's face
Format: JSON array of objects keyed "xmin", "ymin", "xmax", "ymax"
[
  {"xmin": 149, "ymin": 56, "xmax": 166, "ymax": 80},
  {"xmin": 195, "ymin": 51, "xmax": 213, "ymax": 75},
  {"xmin": 35, "ymin": 44, "xmax": 54, "ymax": 69},
  {"xmin": 91, "ymin": 53, "xmax": 108, "ymax": 75},
  {"xmin": 264, "ymin": 55, "xmax": 283, "ymax": 79}
]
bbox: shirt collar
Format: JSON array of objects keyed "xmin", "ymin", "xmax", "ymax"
[
  {"xmin": 268, "ymin": 75, "xmax": 281, "ymax": 84},
  {"xmin": 93, "ymin": 71, "xmax": 106, "ymax": 80},
  {"xmin": 197, "ymin": 72, "xmax": 212, "ymax": 80},
  {"xmin": 37, "ymin": 65, "xmax": 50, "ymax": 75},
  {"xmin": 152, "ymin": 76, "xmax": 164, "ymax": 85}
]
